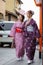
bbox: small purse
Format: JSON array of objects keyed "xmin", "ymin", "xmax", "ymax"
[
  {"xmin": 33, "ymin": 38, "xmax": 39, "ymax": 45},
  {"xmin": 35, "ymin": 40, "xmax": 39, "ymax": 45}
]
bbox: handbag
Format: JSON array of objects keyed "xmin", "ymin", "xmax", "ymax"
[{"xmin": 33, "ymin": 38, "xmax": 39, "ymax": 45}]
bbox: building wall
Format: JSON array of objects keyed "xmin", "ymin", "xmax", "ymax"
[
  {"xmin": 11, "ymin": 16, "xmax": 17, "ymax": 21},
  {"xmin": 5, "ymin": 0, "xmax": 21, "ymax": 21},
  {"xmin": 6, "ymin": 0, "xmax": 21, "ymax": 13},
  {"xmin": 5, "ymin": 15, "xmax": 17, "ymax": 21},
  {"xmin": 0, "ymin": 0, "xmax": 22, "ymax": 21},
  {"xmin": 5, "ymin": 15, "xmax": 8, "ymax": 21},
  {"xmin": 0, "ymin": 0, "xmax": 5, "ymax": 19},
  {"xmin": 5, "ymin": 0, "xmax": 15, "ymax": 13},
  {"xmin": 15, "ymin": 0, "xmax": 21, "ymax": 10}
]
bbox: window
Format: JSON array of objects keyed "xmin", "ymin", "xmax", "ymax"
[
  {"xmin": 0, "ymin": 13, "xmax": 3, "ymax": 20},
  {"xmin": 0, "ymin": 23, "xmax": 14, "ymax": 30}
]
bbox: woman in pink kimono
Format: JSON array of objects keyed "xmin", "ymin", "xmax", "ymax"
[{"xmin": 10, "ymin": 10, "xmax": 25, "ymax": 60}]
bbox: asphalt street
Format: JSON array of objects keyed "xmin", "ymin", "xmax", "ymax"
[{"xmin": 0, "ymin": 48, "xmax": 42, "ymax": 65}]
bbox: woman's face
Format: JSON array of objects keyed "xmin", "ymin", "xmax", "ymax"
[
  {"xmin": 18, "ymin": 14, "xmax": 23, "ymax": 21},
  {"xmin": 26, "ymin": 12, "xmax": 32, "ymax": 19}
]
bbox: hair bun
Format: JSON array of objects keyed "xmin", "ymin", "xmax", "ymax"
[{"xmin": 27, "ymin": 10, "xmax": 34, "ymax": 15}]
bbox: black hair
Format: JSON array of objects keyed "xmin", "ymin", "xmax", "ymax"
[
  {"xmin": 27, "ymin": 10, "xmax": 34, "ymax": 16},
  {"xmin": 21, "ymin": 15, "xmax": 25, "ymax": 22},
  {"xmin": 18, "ymin": 14, "xmax": 25, "ymax": 22}
]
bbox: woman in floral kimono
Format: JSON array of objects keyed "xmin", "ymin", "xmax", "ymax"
[
  {"xmin": 10, "ymin": 10, "xmax": 25, "ymax": 60},
  {"xmin": 23, "ymin": 10, "xmax": 41, "ymax": 64}
]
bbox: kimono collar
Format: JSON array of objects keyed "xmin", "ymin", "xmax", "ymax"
[
  {"xmin": 17, "ymin": 20, "xmax": 22, "ymax": 23},
  {"xmin": 25, "ymin": 18, "xmax": 32, "ymax": 27},
  {"xmin": 27, "ymin": 18, "xmax": 32, "ymax": 22}
]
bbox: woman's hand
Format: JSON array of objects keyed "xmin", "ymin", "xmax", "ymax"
[{"xmin": 36, "ymin": 38, "xmax": 39, "ymax": 41}]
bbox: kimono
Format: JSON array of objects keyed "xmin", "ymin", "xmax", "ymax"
[
  {"xmin": 10, "ymin": 20, "xmax": 25, "ymax": 58},
  {"xmin": 23, "ymin": 19, "xmax": 41, "ymax": 60}
]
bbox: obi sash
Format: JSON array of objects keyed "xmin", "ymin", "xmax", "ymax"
[
  {"xmin": 27, "ymin": 25, "xmax": 34, "ymax": 32},
  {"xmin": 16, "ymin": 27, "xmax": 23, "ymax": 33}
]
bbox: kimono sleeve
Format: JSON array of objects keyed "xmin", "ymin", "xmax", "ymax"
[
  {"xmin": 9, "ymin": 23, "xmax": 16, "ymax": 37},
  {"xmin": 22, "ymin": 21, "xmax": 27, "ymax": 30},
  {"xmin": 22, "ymin": 21, "xmax": 28, "ymax": 37},
  {"xmin": 35, "ymin": 23, "xmax": 41, "ymax": 38}
]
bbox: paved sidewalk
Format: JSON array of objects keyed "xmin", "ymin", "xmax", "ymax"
[{"xmin": 0, "ymin": 48, "xmax": 42, "ymax": 65}]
